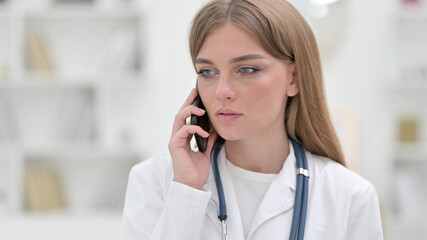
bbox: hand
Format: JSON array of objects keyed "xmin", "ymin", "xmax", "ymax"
[{"xmin": 168, "ymin": 88, "xmax": 217, "ymax": 190}]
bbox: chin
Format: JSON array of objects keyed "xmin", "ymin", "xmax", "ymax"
[
  {"xmin": 214, "ymin": 128, "xmax": 245, "ymax": 142},
  {"xmin": 211, "ymin": 120, "xmax": 253, "ymax": 141}
]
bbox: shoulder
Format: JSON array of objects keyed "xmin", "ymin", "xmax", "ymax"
[
  {"xmin": 305, "ymin": 152, "xmax": 383, "ymax": 237},
  {"xmin": 306, "ymin": 151, "xmax": 377, "ymax": 201},
  {"xmin": 128, "ymin": 152, "xmax": 174, "ymax": 188},
  {"xmin": 132, "ymin": 152, "xmax": 173, "ymax": 174}
]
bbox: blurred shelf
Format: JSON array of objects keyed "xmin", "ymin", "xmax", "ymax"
[
  {"xmin": 0, "ymin": 79, "xmax": 94, "ymax": 89},
  {"xmin": 0, "ymin": 0, "xmax": 145, "ymax": 218},
  {"xmin": 25, "ymin": 7, "xmax": 140, "ymax": 20},
  {"xmin": 0, "ymin": 142, "xmax": 143, "ymax": 159},
  {"xmin": 0, "ymin": 210, "xmax": 123, "ymax": 240},
  {"xmin": 395, "ymin": 141, "xmax": 427, "ymax": 158},
  {"xmin": 0, "ymin": 207, "xmax": 124, "ymax": 217},
  {"xmin": 386, "ymin": 5, "xmax": 427, "ymax": 240},
  {"xmin": 25, "ymin": 144, "xmax": 143, "ymax": 159},
  {"xmin": 0, "ymin": 71, "xmax": 146, "ymax": 90},
  {"xmin": 395, "ymin": 152, "xmax": 427, "ymax": 163}
]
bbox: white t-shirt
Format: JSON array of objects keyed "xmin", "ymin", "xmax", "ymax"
[{"xmin": 225, "ymin": 158, "xmax": 278, "ymax": 239}]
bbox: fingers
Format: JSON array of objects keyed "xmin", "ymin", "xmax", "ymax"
[
  {"xmin": 171, "ymin": 88, "xmax": 202, "ymax": 135},
  {"xmin": 172, "ymin": 104, "xmax": 206, "ymax": 135},
  {"xmin": 180, "ymin": 88, "xmax": 198, "ymax": 111},
  {"xmin": 176, "ymin": 125, "xmax": 209, "ymax": 138},
  {"xmin": 169, "ymin": 125, "xmax": 210, "ymax": 151}
]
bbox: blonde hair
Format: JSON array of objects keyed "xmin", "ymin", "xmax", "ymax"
[{"xmin": 189, "ymin": 0, "xmax": 346, "ymax": 166}]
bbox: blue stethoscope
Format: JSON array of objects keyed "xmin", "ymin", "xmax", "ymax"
[{"xmin": 210, "ymin": 137, "xmax": 310, "ymax": 240}]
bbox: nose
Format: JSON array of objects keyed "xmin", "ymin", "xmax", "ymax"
[{"xmin": 215, "ymin": 75, "xmax": 236, "ymax": 102}]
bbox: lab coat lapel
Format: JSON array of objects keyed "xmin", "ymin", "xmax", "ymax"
[
  {"xmin": 203, "ymin": 146, "xmax": 245, "ymax": 240},
  {"xmin": 247, "ymin": 141, "xmax": 297, "ymax": 239},
  {"xmin": 203, "ymin": 177, "xmax": 220, "ymax": 227}
]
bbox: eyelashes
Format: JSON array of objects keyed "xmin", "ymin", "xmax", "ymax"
[
  {"xmin": 197, "ymin": 67, "xmax": 261, "ymax": 79},
  {"xmin": 240, "ymin": 67, "xmax": 260, "ymax": 74},
  {"xmin": 196, "ymin": 69, "xmax": 216, "ymax": 78}
]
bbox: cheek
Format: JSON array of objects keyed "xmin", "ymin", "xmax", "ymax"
[
  {"xmin": 250, "ymin": 83, "xmax": 271, "ymax": 107},
  {"xmin": 198, "ymin": 86, "xmax": 216, "ymax": 113},
  {"xmin": 250, "ymin": 79, "xmax": 287, "ymax": 110}
]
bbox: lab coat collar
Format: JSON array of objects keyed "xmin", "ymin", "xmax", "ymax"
[
  {"xmin": 248, "ymin": 140, "xmax": 297, "ymax": 238},
  {"xmin": 279, "ymin": 139, "xmax": 297, "ymax": 191},
  {"xmin": 204, "ymin": 138, "xmax": 297, "ymax": 190},
  {"xmin": 203, "ymin": 139, "xmax": 299, "ymax": 239}
]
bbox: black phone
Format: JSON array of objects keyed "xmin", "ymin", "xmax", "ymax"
[{"xmin": 191, "ymin": 81, "xmax": 210, "ymax": 152}]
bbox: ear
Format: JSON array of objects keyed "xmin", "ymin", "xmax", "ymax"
[{"xmin": 286, "ymin": 63, "xmax": 299, "ymax": 97}]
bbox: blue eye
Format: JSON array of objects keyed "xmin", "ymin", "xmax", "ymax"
[{"xmin": 197, "ymin": 69, "xmax": 216, "ymax": 78}]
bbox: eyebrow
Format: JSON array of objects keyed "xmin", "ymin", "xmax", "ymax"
[{"xmin": 195, "ymin": 54, "xmax": 265, "ymax": 65}]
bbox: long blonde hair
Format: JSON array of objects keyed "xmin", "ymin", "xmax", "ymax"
[{"xmin": 189, "ymin": 0, "xmax": 346, "ymax": 166}]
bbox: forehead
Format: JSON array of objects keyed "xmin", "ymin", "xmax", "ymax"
[{"xmin": 197, "ymin": 23, "xmax": 269, "ymax": 61}]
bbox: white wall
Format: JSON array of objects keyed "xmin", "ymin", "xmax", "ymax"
[{"xmin": 137, "ymin": 0, "xmax": 208, "ymax": 157}]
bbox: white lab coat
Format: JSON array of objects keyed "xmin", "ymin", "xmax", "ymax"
[{"xmin": 123, "ymin": 142, "xmax": 384, "ymax": 240}]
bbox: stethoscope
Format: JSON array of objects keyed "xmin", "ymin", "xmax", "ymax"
[{"xmin": 210, "ymin": 137, "xmax": 310, "ymax": 240}]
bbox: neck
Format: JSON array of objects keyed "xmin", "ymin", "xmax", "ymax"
[{"xmin": 224, "ymin": 128, "xmax": 290, "ymax": 174}]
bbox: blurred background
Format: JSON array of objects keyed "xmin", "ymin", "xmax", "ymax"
[{"xmin": 0, "ymin": 0, "xmax": 425, "ymax": 239}]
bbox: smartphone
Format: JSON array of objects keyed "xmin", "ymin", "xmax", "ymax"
[{"xmin": 191, "ymin": 81, "xmax": 210, "ymax": 152}]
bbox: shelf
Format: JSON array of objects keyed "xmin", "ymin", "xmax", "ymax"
[
  {"xmin": 0, "ymin": 211, "xmax": 123, "ymax": 240},
  {"xmin": 24, "ymin": 143, "xmax": 143, "ymax": 159},
  {"xmin": 0, "ymin": 79, "xmax": 94, "ymax": 89},
  {"xmin": 0, "ymin": 141, "xmax": 143, "ymax": 159},
  {"xmin": 0, "ymin": 0, "xmax": 146, "ymax": 219},
  {"xmin": 25, "ymin": 7, "xmax": 140, "ymax": 20},
  {"xmin": 395, "ymin": 152, "xmax": 427, "ymax": 163},
  {"xmin": 2, "ymin": 208, "xmax": 123, "ymax": 217},
  {"xmin": 0, "ymin": 80, "xmax": 145, "ymax": 90},
  {"xmin": 0, "ymin": 71, "xmax": 146, "ymax": 90}
]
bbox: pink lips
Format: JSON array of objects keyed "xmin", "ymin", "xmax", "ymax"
[{"xmin": 216, "ymin": 108, "xmax": 243, "ymax": 123}]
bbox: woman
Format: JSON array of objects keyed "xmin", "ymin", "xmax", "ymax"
[{"xmin": 123, "ymin": 0, "xmax": 383, "ymax": 239}]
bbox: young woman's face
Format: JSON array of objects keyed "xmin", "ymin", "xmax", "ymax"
[{"xmin": 195, "ymin": 23, "xmax": 299, "ymax": 141}]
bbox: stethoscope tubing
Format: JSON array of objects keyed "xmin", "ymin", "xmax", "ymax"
[
  {"xmin": 211, "ymin": 137, "xmax": 309, "ymax": 240},
  {"xmin": 299, "ymin": 143, "xmax": 309, "ymax": 239},
  {"xmin": 289, "ymin": 138, "xmax": 309, "ymax": 240},
  {"xmin": 211, "ymin": 144, "xmax": 227, "ymax": 220}
]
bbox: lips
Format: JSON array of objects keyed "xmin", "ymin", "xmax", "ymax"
[{"xmin": 216, "ymin": 108, "xmax": 243, "ymax": 123}]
